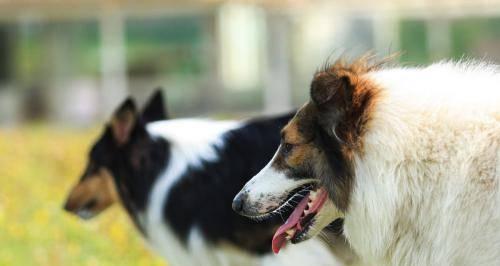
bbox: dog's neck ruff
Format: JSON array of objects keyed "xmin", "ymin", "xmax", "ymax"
[{"xmin": 341, "ymin": 62, "xmax": 500, "ymax": 265}]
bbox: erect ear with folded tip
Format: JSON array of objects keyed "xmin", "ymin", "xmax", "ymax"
[
  {"xmin": 310, "ymin": 73, "xmax": 354, "ymax": 136},
  {"xmin": 111, "ymin": 98, "xmax": 138, "ymax": 146},
  {"xmin": 141, "ymin": 88, "xmax": 168, "ymax": 123}
]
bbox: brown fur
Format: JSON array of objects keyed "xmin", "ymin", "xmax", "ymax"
[
  {"xmin": 312, "ymin": 55, "xmax": 384, "ymax": 151},
  {"xmin": 64, "ymin": 167, "xmax": 118, "ymax": 214},
  {"xmin": 111, "ymin": 104, "xmax": 136, "ymax": 146}
]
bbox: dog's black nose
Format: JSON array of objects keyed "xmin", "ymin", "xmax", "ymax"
[{"xmin": 232, "ymin": 193, "xmax": 247, "ymax": 214}]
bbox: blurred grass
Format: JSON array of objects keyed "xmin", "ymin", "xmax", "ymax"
[{"xmin": 0, "ymin": 125, "xmax": 164, "ymax": 266}]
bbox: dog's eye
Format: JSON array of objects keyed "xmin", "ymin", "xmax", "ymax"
[{"xmin": 281, "ymin": 143, "xmax": 294, "ymax": 155}]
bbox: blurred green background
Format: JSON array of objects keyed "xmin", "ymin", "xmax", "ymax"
[{"xmin": 1, "ymin": 0, "xmax": 500, "ymax": 265}]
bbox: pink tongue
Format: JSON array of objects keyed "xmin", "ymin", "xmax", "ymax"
[{"xmin": 271, "ymin": 192, "xmax": 310, "ymax": 254}]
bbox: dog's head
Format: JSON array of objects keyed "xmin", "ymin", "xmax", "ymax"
[
  {"xmin": 233, "ymin": 58, "xmax": 381, "ymax": 253},
  {"xmin": 63, "ymin": 89, "xmax": 168, "ymax": 219},
  {"xmin": 63, "ymin": 166, "xmax": 118, "ymax": 219}
]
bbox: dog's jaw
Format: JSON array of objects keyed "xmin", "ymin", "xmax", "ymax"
[
  {"xmin": 271, "ymin": 187, "xmax": 343, "ymax": 253},
  {"xmin": 234, "ymin": 163, "xmax": 343, "ymax": 253},
  {"xmin": 292, "ymin": 198, "xmax": 342, "ymax": 243}
]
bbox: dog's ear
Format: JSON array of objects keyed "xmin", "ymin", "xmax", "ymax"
[
  {"xmin": 310, "ymin": 73, "xmax": 354, "ymax": 133},
  {"xmin": 110, "ymin": 98, "xmax": 137, "ymax": 146},
  {"xmin": 141, "ymin": 88, "xmax": 168, "ymax": 123}
]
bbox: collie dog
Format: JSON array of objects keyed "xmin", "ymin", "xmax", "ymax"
[
  {"xmin": 234, "ymin": 58, "xmax": 500, "ymax": 265},
  {"xmin": 64, "ymin": 90, "xmax": 352, "ymax": 265}
]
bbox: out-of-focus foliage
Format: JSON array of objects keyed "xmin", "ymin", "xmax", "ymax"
[
  {"xmin": 0, "ymin": 126, "xmax": 164, "ymax": 266},
  {"xmin": 400, "ymin": 20, "xmax": 428, "ymax": 64},
  {"xmin": 126, "ymin": 16, "xmax": 206, "ymax": 78},
  {"xmin": 400, "ymin": 17, "xmax": 500, "ymax": 65},
  {"xmin": 451, "ymin": 17, "xmax": 500, "ymax": 59}
]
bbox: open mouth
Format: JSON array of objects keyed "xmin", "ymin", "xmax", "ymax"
[
  {"xmin": 70, "ymin": 199, "xmax": 97, "ymax": 220},
  {"xmin": 271, "ymin": 185, "xmax": 329, "ymax": 254},
  {"xmin": 76, "ymin": 209, "xmax": 96, "ymax": 220}
]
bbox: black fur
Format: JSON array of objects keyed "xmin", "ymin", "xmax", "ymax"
[
  {"xmin": 84, "ymin": 107, "xmax": 294, "ymax": 254},
  {"xmin": 165, "ymin": 113, "xmax": 294, "ymax": 254},
  {"xmin": 142, "ymin": 88, "xmax": 168, "ymax": 123},
  {"xmin": 314, "ymin": 122, "xmax": 353, "ymax": 212},
  {"xmin": 82, "ymin": 94, "xmax": 171, "ymax": 233},
  {"xmin": 87, "ymin": 124, "xmax": 170, "ymax": 234}
]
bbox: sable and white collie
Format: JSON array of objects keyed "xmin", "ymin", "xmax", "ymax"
[
  {"xmin": 234, "ymin": 58, "xmax": 500, "ymax": 265},
  {"xmin": 63, "ymin": 90, "xmax": 352, "ymax": 266}
]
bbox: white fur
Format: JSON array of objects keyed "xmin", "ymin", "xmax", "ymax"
[
  {"xmin": 343, "ymin": 62, "xmax": 500, "ymax": 265},
  {"xmin": 141, "ymin": 119, "xmax": 344, "ymax": 266},
  {"xmin": 240, "ymin": 147, "xmax": 316, "ymax": 216},
  {"xmin": 144, "ymin": 119, "xmax": 240, "ymax": 265}
]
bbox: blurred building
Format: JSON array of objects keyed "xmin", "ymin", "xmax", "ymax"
[{"xmin": 1, "ymin": 0, "xmax": 500, "ymax": 125}]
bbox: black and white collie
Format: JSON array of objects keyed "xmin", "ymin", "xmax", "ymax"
[
  {"xmin": 234, "ymin": 58, "xmax": 500, "ymax": 265},
  {"xmin": 64, "ymin": 90, "xmax": 349, "ymax": 265}
]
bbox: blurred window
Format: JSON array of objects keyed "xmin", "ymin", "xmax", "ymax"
[
  {"xmin": 16, "ymin": 20, "xmax": 99, "ymax": 82},
  {"xmin": 125, "ymin": 16, "xmax": 206, "ymax": 79}
]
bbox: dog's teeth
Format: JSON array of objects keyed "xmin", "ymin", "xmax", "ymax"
[
  {"xmin": 286, "ymin": 229, "xmax": 295, "ymax": 240},
  {"xmin": 304, "ymin": 210, "xmax": 309, "ymax": 216},
  {"xmin": 307, "ymin": 202, "xmax": 313, "ymax": 209}
]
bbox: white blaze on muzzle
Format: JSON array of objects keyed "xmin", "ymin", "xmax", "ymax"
[{"xmin": 234, "ymin": 148, "xmax": 314, "ymax": 217}]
